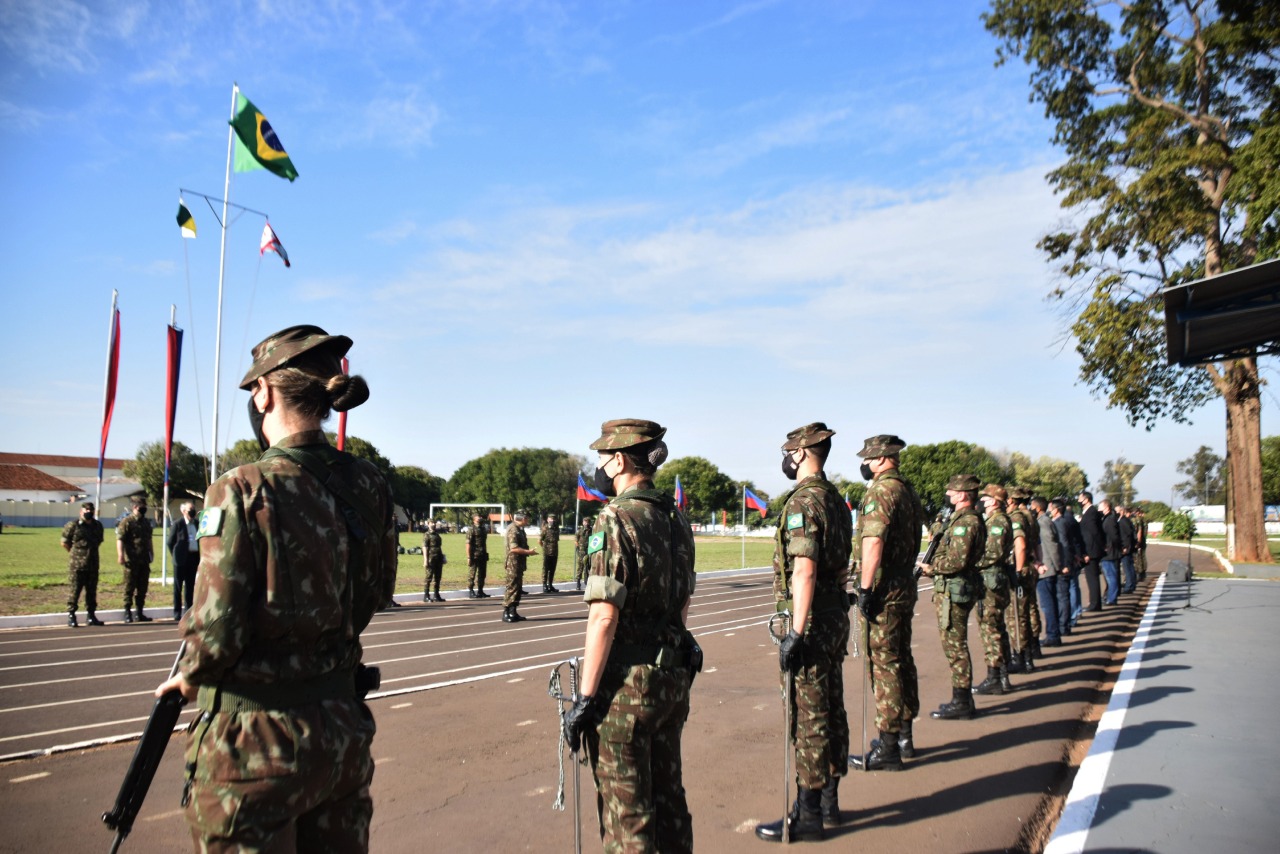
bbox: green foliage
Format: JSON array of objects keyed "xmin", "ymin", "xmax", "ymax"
[
  {"xmin": 900, "ymin": 441, "xmax": 1004, "ymax": 516},
  {"xmin": 444, "ymin": 448, "xmax": 584, "ymax": 519},
  {"xmin": 1134, "ymin": 500, "xmax": 1173, "ymax": 521},
  {"xmin": 217, "ymin": 438, "xmax": 262, "ymax": 472},
  {"xmin": 122, "ymin": 440, "xmax": 210, "ymax": 506},
  {"xmin": 1098, "ymin": 456, "xmax": 1143, "ymax": 505},
  {"xmin": 393, "ymin": 466, "xmax": 445, "ymax": 522},
  {"xmin": 1001, "ymin": 452, "xmax": 1089, "ymax": 499},
  {"xmin": 653, "ymin": 456, "xmax": 738, "ymax": 521},
  {"xmin": 1262, "ymin": 435, "xmax": 1280, "ymax": 504},
  {"xmin": 328, "ymin": 433, "xmax": 395, "ymax": 480},
  {"xmin": 1161, "ymin": 512, "xmax": 1197, "ymax": 541},
  {"xmin": 1175, "ymin": 445, "xmax": 1226, "ymax": 503}
]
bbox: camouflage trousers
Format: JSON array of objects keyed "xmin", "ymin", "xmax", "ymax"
[
  {"xmin": 424, "ymin": 559, "xmax": 443, "ymax": 596},
  {"xmin": 67, "ymin": 567, "xmax": 98, "ymax": 614},
  {"xmin": 576, "ymin": 552, "xmax": 589, "ymax": 585},
  {"xmin": 585, "ymin": 664, "xmax": 693, "ymax": 854},
  {"xmin": 542, "ymin": 552, "xmax": 558, "ymax": 586},
  {"xmin": 976, "ymin": 576, "xmax": 1010, "ymax": 669},
  {"xmin": 933, "ymin": 592, "xmax": 975, "ymax": 690},
  {"xmin": 1006, "ymin": 573, "xmax": 1034, "ymax": 653},
  {"xmin": 865, "ymin": 584, "xmax": 919, "ymax": 733},
  {"xmin": 468, "ymin": 557, "xmax": 488, "ymax": 592},
  {"xmin": 1028, "ymin": 573, "xmax": 1042, "ymax": 637},
  {"xmin": 122, "ymin": 561, "xmax": 150, "ymax": 612},
  {"xmin": 780, "ymin": 611, "xmax": 849, "ymax": 789},
  {"xmin": 503, "ymin": 559, "xmax": 525, "ymax": 608},
  {"xmin": 184, "ymin": 698, "xmax": 376, "ymax": 853},
  {"xmin": 1136, "ymin": 549, "xmax": 1148, "ymax": 578}
]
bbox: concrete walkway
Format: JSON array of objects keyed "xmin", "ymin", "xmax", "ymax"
[{"xmin": 1046, "ymin": 565, "xmax": 1280, "ymax": 853}]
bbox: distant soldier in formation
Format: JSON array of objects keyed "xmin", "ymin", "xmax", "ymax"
[
  {"xmin": 850, "ymin": 434, "xmax": 924, "ymax": 773},
  {"xmin": 63, "ymin": 501, "xmax": 105, "ymax": 627},
  {"xmin": 1133, "ymin": 508, "xmax": 1148, "ymax": 580},
  {"xmin": 502, "ymin": 510, "xmax": 537, "ymax": 622},
  {"xmin": 973, "ymin": 484, "xmax": 1014, "ymax": 695},
  {"xmin": 116, "ymin": 496, "xmax": 154, "ymax": 623},
  {"xmin": 1005, "ymin": 487, "xmax": 1038, "ymax": 673},
  {"xmin": 574, "ymin": 516, "xmax": 594, "ymax": 591},
  {"xmin": 919, "ymin": 474, "xmax": 984, "ymax": 720},
  {"xmin": 756, "ymin": 422, "xmax": 852, "ymax": 841},
  {"xmin": 423, "ymin": 521, "xmax": 445, "ymax": 602},
  {"xmin": 467, "ymin": 514, "xmax": 490, "ymax": 598},
  {"xmin": 540, "ymin": 513, "xmax": 560, "ymax": 593}
]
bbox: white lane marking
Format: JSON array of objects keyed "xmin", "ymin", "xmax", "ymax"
[
  {"xmin": 144, "ymin": 808, "xmax": 184, "ymax": 822},
  {"xmin": 0, "ymin": 713, "xmax": 193, "ymax": 749},
  {"xmin": 516, "ymin": 719, "xmax": 536, "ymax": 727},
  {"xmin": 507, "ymin": 677, "xmax": 524, "ymax": 683},
  {"xmin": 0, "ymin": 637, "xmax": 182, "ymax": 659},
  {"xmin": 390, "ymin": 702, "xmax": 413, "ymax": 709},
  {"xmin": 1044, "ymin": 573, "xmax": 1167, "ymax": 854},
  {"xmin": 0, "ymin": 650, "xmax": 174, "ymax": 673},
  {"xmin": 0, "ymin": 688, "xmax": 155, "ymax": 715},
  {"xmin": 0, "ymin": 667, "xmax": 171, "ymax": 692},
  {"xmin": 9, "ymin": 771, "xmax": 50, "ymax": 783}
]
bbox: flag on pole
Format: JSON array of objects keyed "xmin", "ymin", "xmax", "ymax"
[
  {"xmin": 260, "ymin": 222, "xmax": 291, "ymax": 267},
  {"xmin": 577, "ymin": 473, "xmax": 609, "ymax": 503},
  {"xmin": 230, "ymin": 91, "xmax": 299, "ymax": 181},
  {"xmin": 176, "ymin": 198, "xmax": 196, "ymax": 238},
  {"xmin": 675, "ymin": 475, "xmax": 688, "ymax": 512},
  {"xmin": 845, "ymin": 492, "xmax": 854, "ymax": 511},
  {"xmin": 744, "ymin": 487, "xmax": 768, "ymax": 518},
  {"xmin": 163, "ymin": 323, "xmax": 183, "ymax": 486},
  {"xmin": 98, "ymin": 307, "xmax": 121, "ymax": 483}
]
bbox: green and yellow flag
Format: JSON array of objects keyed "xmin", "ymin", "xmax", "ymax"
[{"xmin": 229, "ymin": 91, "xmax": 298, "ymax": 181}]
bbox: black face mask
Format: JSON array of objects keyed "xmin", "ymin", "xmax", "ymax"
[
  {"xmin": 944, "ymin": 495, "xmax": 954, "ymax": 509},
  {"xmin": 781, "ymin": 451, "xmax": 800, "ymax": 481},
  {"xmin": 860, "ymin": 462, "xmax": 874, "ymax": 481},
  {"xmin": 247, "ymin": 395, "xmax": 269, "ymax": 451},
  {"xmin": 593, "ymin": 462, "xmax": 617, "ymax": 498}
]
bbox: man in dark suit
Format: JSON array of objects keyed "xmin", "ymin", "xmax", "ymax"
[
  {"xmin": 1076, "ymin": 491, "xmax": 1104, "ymax": 611},
  {"xmin": 1050, "ymin": 499, "xmax": 1077, "ymax": 635},
  {"xmin": 1099, "ymin": 500, "xmax": 1122, "ymax": 605},
  {"xmin": 167, "ymin": 501, "xmax": 201, "ymax": 620}
]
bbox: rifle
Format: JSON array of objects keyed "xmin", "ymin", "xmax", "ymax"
[
  {"xmin": 548, "ymin": 658, "xmax": 583, "ymax": 854},
  {"xmin": 767, "ymin": 612, "xmax": 794, "ymax": 844},
  {"xmin": 102, "ymin": 643, "xmax": 187, "ymax": 853},
  {"xmin": 915, "ymin": 507, "xmax": 953, "ymax": 581}
]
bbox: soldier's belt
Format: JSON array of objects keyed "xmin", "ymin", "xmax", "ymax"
[
  {"xmin": 197, "ymin": 668, "xmax": 356, "ymax": 714},
  {"xmin": 775, "ymin": 590, "xmax": 849, "ymax": 615},
  {"xmin": 608, "ymin": 641, "xmax": 688, "ymax": 670}
]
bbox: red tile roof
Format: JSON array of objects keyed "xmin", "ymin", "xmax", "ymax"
[
  {"xmin": 0, "ymin": 453, "xmax": 127, "ymax": 470},
  {"xmin": 0, "ymin": 465, "xmax": 85, "ymax": 493}
]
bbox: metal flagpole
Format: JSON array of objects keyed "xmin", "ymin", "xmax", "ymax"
[
  {"xmin": 96, "ymin": 289, "xmax": 119, "ymax": 511},
  {"xmin": 741, "ymin": 486, "xmax": 746, "ymax": 568},
  {"xmin": 209, "ymin": 83, "xmax": 238, "ymax": 483}
]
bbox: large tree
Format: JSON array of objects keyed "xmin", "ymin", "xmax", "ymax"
[
  {"xmin": 123, "ymin": 440, "xmax": 210, "ymax": 509},
  {"xmin": 900, "ymin": 441, "xmax": 1005, "ymax": 516},
  {"xmin": 1261, "ymin": 435, "xmax": 1280, "ymax": 504},
  {"xmin": 217, "ymin": 438, "xmax": 262, "ymax": 472},
  {"xmin": 985, "ymin": 0, "xmax": 1279, "ymax": 561},
  {"xmin": 1098, "ymin": 456, "xmax": 1143, "ymax": 505},
  {"xmin": 393, "ymin": 466, "xmax": 446, "ymax": 524},
  {"xmin": 1175, "ymin": 445, "xmax": 1226, "ymax": 503},
  {"xmin": 653, "ymin": 456, "xmax": 739, "ymax": 522},
  {"xmin": 1000, "ymin": 451, "xmax": 1090, "ymax": 499},
  {"xmin": 444, "ymin": 448, "xmax": 583, "ymax": 520}
]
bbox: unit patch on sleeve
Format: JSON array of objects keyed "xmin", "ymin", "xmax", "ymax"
[
  {"xmin": 787, "ymin": 513, "xmax": 804, "ymax": 530},
  {"xmin": 587, "ymin": 531, "xmax": 605, "ymax": 555},
  {"xmin": 197, "ymin": 508, "xmax": 223, "ymax": 539}
]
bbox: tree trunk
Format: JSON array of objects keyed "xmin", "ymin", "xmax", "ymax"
[{"xmin": 1222, "ymin": 357, "xmax": 1270, "ymax": 563}]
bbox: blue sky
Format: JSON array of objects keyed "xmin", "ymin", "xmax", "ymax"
[{"xmin": 1, "ymin": 0, "xmax": 1272, "ymax": 507}]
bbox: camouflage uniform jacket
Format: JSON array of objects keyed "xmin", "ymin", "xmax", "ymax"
[
  {"xmin": 505, "ymin": 524, "xmax": 529, "ymax": 571},
  {"xmin": 540, "ymin": 523, "xmax": 559, "ymax": 556},
  {"xmin": 116, "ymin": 514, "xmax": 153, "ymax": 564},
  {"xmin": 62, "ymin": 517, "xmax": 104, "ymax": 572},
  {"xmin": 179, "ymin": 430, "xmax": 396, "ymax": 689},
  {"xmin": 575, "ymin": 519, "xmax": 592, "ymax": 554},
  {"xmin": 855, "ymin": 468, "xmax": 926, "ymax": 588},
  {"xmin": 976, "ymin": 509, "xmax": 1013, "ymax": 571},
  {"xmin": 773, "ymin": 473, "xmax": 852, "ymax": 610},
  {"xmin": 423, "ymin": 530, "xmax": 444, "ymax": 569},
  {"xmin": 467, "ymin": 524, "xmax": 488, "ymax": 561},
  {"xmin": 585, "ymin": 485, "xmax": 696, "ymax": 653},
  {"xmin": 1008, "ymin": 506, "xmax": 1038, "ymax": 568},
  {"xmin": 929, "ymin": 505, "xmax": 985, "ymax": 577}
]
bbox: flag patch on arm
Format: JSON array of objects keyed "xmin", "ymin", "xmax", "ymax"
[
  {"xmin": 787, "ymin": 513, "xmax": 804, "ymax": 530},
  {"xmin": 587, "ymin": 532, "xmax": 605, "ymax": 555},
  {"xmin": 197, "ymin": 508, "xmax": 223, "ymax": 539}
]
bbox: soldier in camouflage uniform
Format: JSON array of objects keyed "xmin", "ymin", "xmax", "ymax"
[
  {"xmin": 919, "ymin": 474, "xmax": 985, "ymax": 720},
  {"xmin": 1005, "ymin": 487, "xmax": 1038, "ymax": 673},
  {"xmin": 849, "ymin": 434, "xmax": 925, "ymax": 773},
  {"xmin": 116, "ymin": 496, "xmax": 154, "ymax": 623},
  {"xmin": 540, "ymin": 513, "xmax": 560, "ymax": 593},
  {"xmin": 467, "ymin": 514, "xmax": 490, "ymax": 598},
  {"xmin": 155, "ymin": 324, "xmax": 395, "ymax": 853},
  {"xmin": 574, "ymin": 516, "xmax": 594, "ymax": 591},
  {"xmin": 423, "ymin": 521, "xmax": 445, "ymax": 602},
  {"xmin": 973, "ymin": 484, "xmax": 1014, "ymax": 695},
  {"xmin": 501, "ymin": 510, "xmax": 537, "ymax": 622},
  {"xmin": 563, "ymin": 418, "xmax": 698, "ymax": 854},
  {"xmin": 63, "ymin": 501, "xmax": 105, "ymax": 627},
  {"xmin": 756, "ymin": 423, "xmax": 852, "ymax": 842}
]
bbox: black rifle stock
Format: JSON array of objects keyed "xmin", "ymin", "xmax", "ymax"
[
  {"xmin": 102, "ymin": 644, "xmax": 186, "ymax": 853},
  {"xmin": 915, "ymin": 507, "xmax": 953, "ymax": 580}
]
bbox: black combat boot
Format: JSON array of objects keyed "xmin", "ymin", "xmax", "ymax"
[
  {"xmin": 501, "ymin": 606, "xmax": 512, "ymax": 622},
  {"xmin": 850, "ymin": 730, "xmax": 903, "ymax": 771},
  {"xmin": 754, "ymin": 788, "xmax": 824, "ymax": 842},
  {"xmin": 820, "ymin": 777, "xmax": 841, "ymax": 827},
  {"xmin": 1007, "ymin": 651, "xmax": 1024, "ymax": 674},
  {"xmin": 432, "ymin": 592, "xmax": 445, "ymax": 603},
  {"xmin": 972, "ymin": 667, "xmax": 1004, "ymax": 695},
  {"xmin": 124, "ymin": 608, "xmax": 134, "ymax": 624},
  {"xmin": 899, "ymin": 720, "xmax": 915, "ymax": 758},
  {"xmin": 509, "ymin": 608, "xmax": 526, "ymax": 622},
  {"xmin": 135, "ymin": 598, "xmax": 152, "ymax": 622},
  {"xmin": 1022, "ymin": 648, "xmax": 1036, "ymax": 674},
  {"xmin": 1032, "ymin": 638, "xmax": 1042, "ymax": 657},
  {"xmin": 87, "ymin": 612, "xmax": 104, "ymax": 626},
  {"xmin": 546, "ymin": 583, "xmax": 559, "ymax": 593},
  {"xmin": 930, "ymin": 688, "xmax": 976, "ymax": 720},
  {"xmin": 468, "ymin": 586, "xmax": 476, "ymax": 598},
  {"xmin": 425, "ymin": 590, "xmax": 433, "ymax": 603},
  {"xmin": 1000, "ymin": 666, "xmax": 1014, "ymax": 692},
  {"xmin": 68, "ymin": 613, "xmax": 78, "ymax": 628}
]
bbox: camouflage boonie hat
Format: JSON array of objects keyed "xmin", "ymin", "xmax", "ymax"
[
  {"xmin": 981, "ymin": 483, "xmax": 1007, "ymax": 502},
  {"xmin": 238, "ymin": 324, "xmax": 353, "ymax": 389},
  {"xmin": 547, "ymin": 514, "xmax": 557, "ymax": 520},
  {"xmin": 589, "ymin": 418, "xmax": 667, "ymax": 451},
  {"xmin": 1008, "ymin": 485, "xmax": 1031, "ymax": 500},
  {"xmin": 947, "ymin": 474, "xmax": 981, "ymax": 491},
  {"xmin": 782, "ymin": 422, "xmax": 835, "ymax": 451},
  {"xmin": 856, "ymin": 434, "xmax": 906, "ymax": 459},
  {"xmin": 514, "ymin": 509, "xmax": 530, "ymax": 520},
  {"xmin": 130, "ymin": 496, "xmax": 147, "ymax": 508}
]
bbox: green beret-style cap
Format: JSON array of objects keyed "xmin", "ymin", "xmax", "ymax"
[
  {"xmin": 589, "ymin": 418, "xmax": 667, "ymax": 451},
  {"xmin": 238, "ymin": 324, "xmax": 353, "ymax": 390},
  {"xmin": 782, "ymin": 422, "xmax": 835, "ymax": 451},
  {"xmin": 947, "ymin": 474, "xmax": 981, "ymax": 491},
  {"xmin": 856, "ymin": 434, "xmax": 907, "ymax": 459}
]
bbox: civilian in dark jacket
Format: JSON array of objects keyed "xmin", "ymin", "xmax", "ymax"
[
  {"xmin": 1050, "ymin": 499, "xmax": 1077, "ymax": 634},
  {"xmin": 1117, "ymin": 507, "xmax": 1137, "ymax": 594},
  {"xmin": 1032, "ymin": 498, "xmax": 1063, "ymax": 645},
  {"xmin": 166, "ymin": 501, "xmax": 200, "ymax": 620},
  {"xmin": 1099, "ymin": 500, "xmax": 1122, "ymax": 605},
  {"xmin": 1076, "ymin": 491, "xmax": 1104, "ymax": 611}
]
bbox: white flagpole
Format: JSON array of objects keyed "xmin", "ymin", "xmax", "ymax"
[
  {"xmin": 96, "ymin": 289, "xmax": 119, "ymax": 512},
  {"xmin": 741, "ymin": 486, "xmax": 746, "ymax": 568},
  {"xmin": 210, "ymin": 82, "xmax": 238, "ymax": 483}
]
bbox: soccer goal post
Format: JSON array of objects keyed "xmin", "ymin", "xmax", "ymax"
[{"xmin": 429, "ymin": 503, "xmax": 508, "ymax": 532}]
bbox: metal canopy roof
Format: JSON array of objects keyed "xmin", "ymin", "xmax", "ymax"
[{"xmin": 1163, "ymin": 258, "xmax": 1280, "ymax": 366}]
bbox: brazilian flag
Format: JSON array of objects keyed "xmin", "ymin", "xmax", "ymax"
[{"xmin": 229, "ymin": 91, "xmax": 298, "ymax": 181}]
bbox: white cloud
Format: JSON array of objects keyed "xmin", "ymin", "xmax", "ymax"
[
  {"xmin": 329, "ymin": 86, "xmax": 441, "ymax": 151},
  {"xmin": 0, "ymin": 0, "xmax": 95, "ymax": 72}
]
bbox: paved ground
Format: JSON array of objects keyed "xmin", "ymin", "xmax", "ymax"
[{"xmin": 1, "ymin": 554, "xmax": 1169, "ymax": 853}]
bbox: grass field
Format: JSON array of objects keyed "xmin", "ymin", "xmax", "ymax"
[{"xmin": 0, "ymin": 526, "xmax": 777, "ymax": 616}]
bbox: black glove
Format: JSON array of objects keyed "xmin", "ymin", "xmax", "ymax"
[
  {"xmin": 563, "ymin": 694, "xmax": 605, "ymax": 753},
  {"xmin": 857, "ymin": 586, "xmax": 876, "ymax": 622},
  {"xmin": 779, "ymin": 629, "xmax": 805, "ymax": 673}
]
